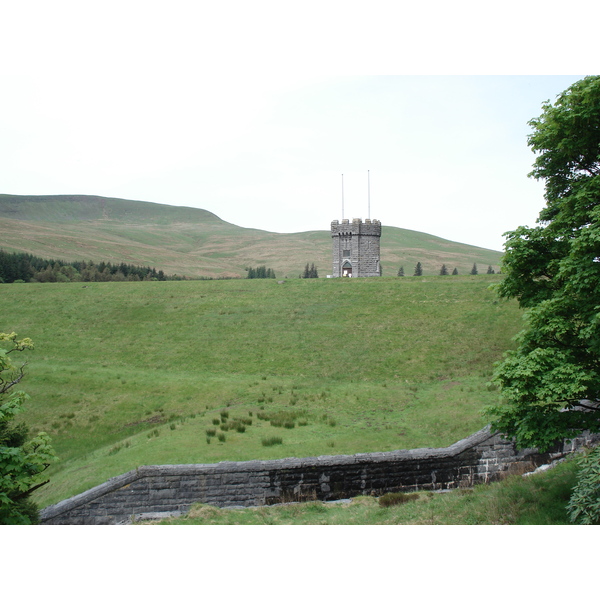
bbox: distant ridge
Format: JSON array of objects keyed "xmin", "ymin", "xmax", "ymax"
[
  {"xmin": 0, "ymin": 194, "xmax": 502, "ymax": 279},
  {"xmin": 0, "ymin": 194, "xmax": 226, "ymax": 225}
]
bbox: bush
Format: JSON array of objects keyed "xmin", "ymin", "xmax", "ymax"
[{"xmin": 567, "ymin": 446, "xmax": 600, "ymax": 524}]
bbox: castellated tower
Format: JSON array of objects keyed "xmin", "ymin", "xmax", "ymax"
[{"xmin": 331, "ymin": 218, "xmax": 382, "ymax": 277}]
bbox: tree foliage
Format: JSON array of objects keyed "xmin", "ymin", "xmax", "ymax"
[
  {"xmin": 0, "ymin": 332, "xmax": 57, "ymax": 524},
  {"xmin": 567, "ymin": 445, "xmax": 600, "ymax": 524},
  {"xmin": 439, "ymin": 264, "xmax": 448, "ymax": 276},
  {"xmin": 0, "ymin": 249, "xmax": 182, "ymax": 283},
  {"xmin": 246, "ymin": 266, "xmax": 276, "ymax": 279},
  {"xmin": 301, "ymin": 263, "xmax": 318, "ymax": 278},
  {"xmin": 413, "ymin": 262, "xmax": 423, "ymax": 276},
  {"xmin": 488, "ymin": 76, "xmax": 600, "ymax": 451},
  {"xmin": 397, "ymin": 266, "xmax": 404, "ymax": 277}
]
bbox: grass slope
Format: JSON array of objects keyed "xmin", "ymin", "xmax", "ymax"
[
  {"xmin": 0, "ymin": 194, "xmax": 502, "ymax": 279},
  {"xmin": 0, "ymin": 275, "xmax": 522, "ymax": 508}
]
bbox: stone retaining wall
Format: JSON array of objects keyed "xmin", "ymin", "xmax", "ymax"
[{"xmin": 40, "ymin": 426, "xmax": 599, "ymax": 524}]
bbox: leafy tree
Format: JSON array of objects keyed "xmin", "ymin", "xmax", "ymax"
[
  {"xmin": 452, "ymin": 267, "xmax": 458, "ymax": 275},
  {"xmin": 470, "ymin": 263, "xmax": 478, "ymax": 275},
  {"xmin": 487, "ymin": 76, "xmax": 600, "ymax": 451},
  {"xmin": 413, "ymin": 262, "xmax": 423, "ymax": 276},
  {"xmin": 439, "ymin": 264, "xmax": 448, "ymax": 276},
  {"xmin": 1, "ymin": 332, "xmax": 57, "ymax": 524},
  {"xmin": 397, "ymin": 266, "xmax": 404, "ymax": 277}
]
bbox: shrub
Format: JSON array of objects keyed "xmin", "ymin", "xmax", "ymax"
[
  {"xmin": 567, "ymin": 446, "xmax": 600, "ymax": 524},
  {"xmin": 212, "ymin": 418, "xmax": 220, "ymax": 426},
  {"xmin": 378, "ymin": 492, "xmax": 419, "ymax": 507},
  {"xmin": 205, "ymin": 428, "xmax": 216, "ymax": 437},
  {"xmin": 217, "ymin": 433, "xmax": 226, "ymax": 442}
]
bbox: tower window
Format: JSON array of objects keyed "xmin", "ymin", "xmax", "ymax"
[{"xmin": 343, "ymin": 250, "xmax": 350, "ymax": 257}]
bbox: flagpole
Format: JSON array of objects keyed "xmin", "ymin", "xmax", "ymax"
[
  {"xmin": 368, "ymin": 169, "xmax": 370, "ymax": 220},
  {"xmin": 341, "ymin": 173, "xmax": 344, "ymax": 220}
]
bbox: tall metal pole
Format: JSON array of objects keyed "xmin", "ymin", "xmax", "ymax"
[
  {"xmin": 368, "ymin": 170, "xmax": 370, "ymax": 220},
  {"xmin": 341, "ymin": 173, "xmax": 344, "ymax": 220}
]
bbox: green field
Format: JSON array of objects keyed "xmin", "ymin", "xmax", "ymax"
[{"xmin": 0, "ymin": 275, "xmax": 522, "ymax": 508}]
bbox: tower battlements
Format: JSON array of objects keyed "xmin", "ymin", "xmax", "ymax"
[
  {"xmin": 331, "ymin": 217, "xmax": 382, "ymax": 278},
  {"xmin": 331, "ymin": 218, "xmax": 382, "ymax": 237}
]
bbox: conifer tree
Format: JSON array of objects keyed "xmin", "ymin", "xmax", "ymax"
[
  {"xmin": 414, "ymin": 262, "xmax": 423, "ymax": 276},
  {"xmin": 470, "ymin": 263, "xmax": 478, "ymax": 275},
  {"xmin": 439, "ymin": 264, "xmax": 448, "ymax": 276},
  {"xmin": 452, "ymin": 267, "xmax": 458, "ymax": 275},
  {"xmin": 397, "ymin": 266, "xmax": 404, "ymax": 277}
]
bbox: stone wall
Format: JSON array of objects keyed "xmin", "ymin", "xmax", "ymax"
[{"xmin": 40, "ymin": 426, "xmax": 599, "ymax": 525}]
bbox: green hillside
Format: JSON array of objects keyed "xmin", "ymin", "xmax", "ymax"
[
  {"xmin": 0, "ymin": 276, "xmax": 522, "ymax": 508},
  {"xmin": 0, "ymin": 194, "xmax": 502, "ymax": 278}
]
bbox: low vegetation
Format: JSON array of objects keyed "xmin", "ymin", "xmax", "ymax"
[{"xmin": 0, "ymin": 275, "xmax": 522, "ymax": 509}]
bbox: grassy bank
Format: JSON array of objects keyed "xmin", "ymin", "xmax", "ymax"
[{"xmin": 0, "ymin": 275, "xmax": 522, "ymax": 507}]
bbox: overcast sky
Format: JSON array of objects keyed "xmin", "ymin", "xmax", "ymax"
[{"xmin": 2, "ymin": 1, "xmax": 596, "ymax": 251}]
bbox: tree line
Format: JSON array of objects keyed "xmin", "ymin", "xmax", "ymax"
[
  {"xmin": 397, "ymin": 262, "xmax": 497, "ymax": 276},
  {"xmin": 0, "ymin": 250, "xmax": 186, "ymax": 283},
  {"xmin": 245, "ymin": 266, "xmax": 276, "ymax": 279}
]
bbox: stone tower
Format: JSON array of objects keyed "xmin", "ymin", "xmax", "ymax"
[{"xmin": 331, "ymin": 218, "xmax": 382, "ymax": 277}]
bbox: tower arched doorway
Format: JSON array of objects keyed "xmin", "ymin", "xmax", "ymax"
[{"xmin": 342, "ymin": 261, "xmax": 353, "ymax": 277}]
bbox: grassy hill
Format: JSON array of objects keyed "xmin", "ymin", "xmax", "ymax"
[
  {"xmin": 0, "ymin": 276, "xmax": 522, "ymax": 508},
  {"xmin": 0, "ymin": 194, "xmax": 503, "ymax": 278}
]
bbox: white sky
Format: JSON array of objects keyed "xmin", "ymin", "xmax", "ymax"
[{"xmin": 1, "ymin": 1, "xmax": 597, "ymax": 251}]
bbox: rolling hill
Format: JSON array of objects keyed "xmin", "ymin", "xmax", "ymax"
[{"xmin": 0, "ymin": 194, "xmax": 503, "ymax": 278}]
